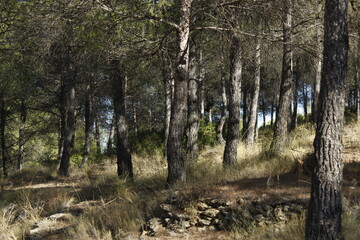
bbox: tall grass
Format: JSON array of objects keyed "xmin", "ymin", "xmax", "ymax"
[{"xmin": 2, "ymin": 122, "xmax": 359, "ymax": 239}]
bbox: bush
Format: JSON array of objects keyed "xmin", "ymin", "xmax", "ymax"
[
  {"xmin": 130, "ymin": 130, "xmax": 164, "ymax": 156},
  {"xmin": 198, "ymin": 118, "xmax": 217, "ymax": 148}
]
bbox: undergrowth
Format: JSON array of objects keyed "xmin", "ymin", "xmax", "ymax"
[{"xmin": 0, "ymin": 123, "xmax": 358, "ymax": 239}]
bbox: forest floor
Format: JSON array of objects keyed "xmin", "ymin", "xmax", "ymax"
[{"xmin": 0, "ymin": 123, "xmax": 360, "ymax": 240}]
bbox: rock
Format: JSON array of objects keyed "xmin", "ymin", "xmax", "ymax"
[
  {"xmin": 198, "ymin": 218, "xmax": 212, "ymax": 226},
  {"xmin": 202, "ymin": 208, "xmax": 220, "ymax": 218},
  {"xmin": 240, "ymin": 209, "xmax": 252, "ymax": 220},
  {"xmin": 27, "ymin": 219, "xmax": 71, "ymax": 240},
  {"xmin": 166, "ymin": 191, "xmax": 180, "ymax": 204},
  {"xmin": 197, "ymin": 202, "xmax": 210, "ymax": 211},
  {"xmin": 254, "ymin": 214, "xmax": 265, "ymax": 222},
  {"xmin": 160, "ymin": 204, "xmax": 175, "ymax": 213},
  {"xmin": 181, "ymin": 220, "xmax": 191, "ymax": 229},
  {"xmin": 205, "ymin": 199, "xmax": 226, "ymax": 208},
  {"xmin": 292, "ymin": 204, "xmax": 304, "ymax": 213},
  {"xmin": 49, "ymin": 213, "xmax": 73, "ymax": 221},
  {"xmin": 145, "ymin": 218, "xmax": 162, "ymax": 236},
  {"xmin": 237, "ymin": 198, "xmax": 245, "ymax": 205},
  {"xmin": 283, "ymin": 205, "xmax": 290, "ymax": 212},
  {"xmin": 173, "ymin": 212, "xmax": 190, "ymax": 220},
  {"xmin": 274, "ymin": 207, "xmax": 286, "ymax": 221},
  {"xmin": 208, "ymin": 226, "xmax": 216, "ymax": 231}
]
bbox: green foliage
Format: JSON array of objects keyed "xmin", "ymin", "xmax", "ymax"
[
  {"xmin": 345, "ymin": 106, "xmax": 357, "ymax": 124},
  {"xmin": 130, "ymin": 130, "xmax": 164, "ymax": 156},
  {"xmin": 198, "ymin": 118, "xmax": 217, "ymax": 148}
]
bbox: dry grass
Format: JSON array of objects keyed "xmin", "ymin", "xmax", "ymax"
[{"xmin": 0, "ymin": 122, "xmax": 359, "ymax": 239}]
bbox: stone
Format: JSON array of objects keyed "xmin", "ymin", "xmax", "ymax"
[
  {"xmin": 48, "ymin": 213, "xmax": 73, "ymax": 222},
  {"xmin": 283, "ymin": 205, "xmax": 290, "ymax": 212},
  {"xmin": 198, "ymin": 218, "xmax": 211, "ymax": 226},
  {"xmin": 181, "ymin": 220, "xmax": 191, "ymax": 229},
  {"xmin": 205, "ymin": 199, "xmax": 225, "ymax": 208},
  {"xmin": 240, "ymin": 209, "xmax": 252, "ymax": 220},
  {"xmin": 166, "ymin": 191, "xmax": 180, "ymax": 204},
  {"xmin": 202, "ymin": 208, "xmax": 220, "ymax": 218},
  {"xmin": 208, "ymin": 226, "xmax": 216, "ymax": 231},
  {"xmin": 173, "ymin": 212, "xmax": 189, "ymax": 220},
  {"xmin": 254, "ymin": 214, "xmax": 265, "ymax": 222},
  {"xmin": 197, "ymin": 202, "xmax": 210, "ymax": 211},
  {"xmin": 159, "ymin": 204, "xmax": 176, "ymax": 215},
  {"xmin": 274, "ymin": 207, "xmax": 286, "ymax": 221},
  {"xmin": 237, "ymin": 198, "xmax": 245, "ymax": 205},
  {"xmin": 145, "ymin": 218, "xmax": 165, "ymax": 236}
]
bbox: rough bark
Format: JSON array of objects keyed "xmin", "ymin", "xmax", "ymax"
[
  {"xmin": 305, "ymin": 0, "xmax": 348, "ymax": 239},
  {"xmin": 223, "ymin": 33, "xmax": 242, "ymax": 166},
  {"xmin": 186, "ymin": 44, "xmax": 200, "ymax": 162},
  {"xmin": 57, "ymin": 82, "xmax": 66, "ymax": 164},
  {"xmin": 18, "ymin": 99, "xmax": 27, "ymax": 171},
  {"xmin": 94, "ymin": 113, "xmax": 101, "ymax": 156},
  {"xmin": 199, "ymin": 49, "xmax": 206, "ymax": 118},
  {"xmin": 111, "ymin": 60, "xmax": 133, "ymax": 179},
  {"xmin": 59, "ymin": 48, "xmax": 77, "ymax": 177},
  {"xmin": 270, "ymin": 0, "xmax": 293, "ymax": 154},
  {"xmin": 133, "ymin": 103, "xmax": 138, "ymax": 135},
  {"xmin": 356, "ymin": 27, "xmax": 360, "ymax": 121},
  {"xmin": 163, "ymin": 54, "xmax": 174, "ymax": 156},
  {"xmin": 242, "ymin": 88, "xmax": 248, "ymax": 138},
  {"xmin": 245, "ymin": 35, "xmax": 261, "ymax": 146},
  {"xmin": 166, "ymin": 0, "xmax": 192, "ymax": 185},
  {"xmin": 291, "ymin": 71, "xmax": 299, "ymax": 131},
  {"xmin": 106, "ymin": 114, "xmax": 115, "ymax": 156},
  {"xmin": 1, "ymin": 97, "xmax": 8, "ymax": 177},
  {"xmin": 303, "ymin": 83, "xmax": 308, "ymax": 119},
  {"xmin": 270, "ymin": 100, "xmax": 275, "ymax": 126},
  {"xmin": 216, "ymin": 55, "xmax": 227, "ymax": 145},
  {"xmin": 208, "ymin": 107, "xmax": 213, "ymax": 123},
  {"xmin": 81, "ymin": 82, "xmax": 94, "ymax": 168},
  {"xmin": 312, "ymin": 25, "xmax": 323, "ymax": 123}
]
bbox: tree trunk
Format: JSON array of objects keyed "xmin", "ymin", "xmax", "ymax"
[
  {"xmin": 305, "ymin": 0, "xmax": 348, "ymax": 239},
  {"xmin": 270, "ymin": 0, "xmax": 293, "ymax": 154},
  {"xmin": 223, "ymin": 33, "xmax": 242, "ymax": 166},
  {"xmin": 270, "ymin": 99, "xmax": 275, "ymax": 126},
  {"xmin": 242, "ymin": 88, "xmax": 248, "ymax": 138},
  {"xmin": 57, "ymin": 82, "xmax": 66, "ymax": 164},
  {"xmin": 186, "ymin": 44, "xmax": 200, "ymax": 162},
  {"xmin": 111, "ymin": 60, "xmax": 133, "ymax": 179},
  {"xmin": 246, "ymin": 35, "xmax": 261, "ymax": 146},
  {"xmin": 291, "ymin": 71, "xmax": 298, "ymax": 131},
  {"xmin": 262, "ymin": 98, "xmax": 266, "ymax": 128},
  {"xmin": 163, "ymin": 54, "xmax": 174, "ymax": 156},
  {"xmin": 208, "ymin": 107, "xmax": 213, "ymax": 123},
  {"xmin": 199, "ymin": 49, "xmax": 205, "ymax": 118},
  {"xmin": 356, "ymin": 26, "xmax": 360, "ymax": 121},
  {"xmin": 1, "ymin": 98, "xmax": 8, "ymax": 177},
  {"xmin": 94, "ymin": 115, "xmax": 101, "ymax": 156},
  {"xmin": 106, "ymin": 114, "xmax": 115, "ymax": 156},
  {"xmin": 312, "ymin": 19, "xmax": 323, "ymax": 124},
  {"xmin": 216, "ymin": 57, "xmax": 227, "ymax": 145},
  {"xmin": 303, "ymin": 83, "xmax": 308, "ymax": 119},
  {"xmin": 81, "ymin": 82, "xmax": 94, "ymax": 168},
  {"xmin": 18, "ymin": 99, "xmax": 27, "ymax": 171},
  {"xmin": 166, "ymin": 0, "xmax": 192, "ymax": 185},
  {"xmin": 133, "ymin": 102, "xmax": 138, "ymax": 135},
  {"xmin": 59, "ymin": 48, "xmax": 77, "ymax": 177}
]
